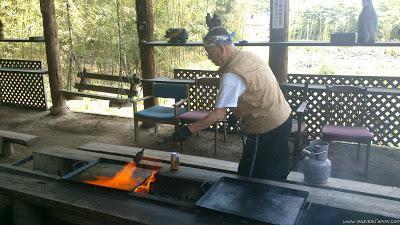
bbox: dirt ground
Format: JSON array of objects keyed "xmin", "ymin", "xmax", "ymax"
[{"xmin": 1, "ymin": 105, "xmax": 400, "ymax": 187}]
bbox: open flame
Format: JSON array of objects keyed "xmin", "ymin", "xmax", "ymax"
[
  {"xmin": 134, "ymin": 170, "xmax": 157, "ymax": 194},
  {"xmin": 85, "ymin": 161, "xmax": 151, "ymax": 190}
]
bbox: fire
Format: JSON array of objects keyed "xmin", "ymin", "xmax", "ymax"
[
  {"xmin": 85, "ymin": 161, "xmax": 143, "ymax": 190},
  {"xmin": 134, "ymin": 170, "xmax": 157, "ymax": 194}
]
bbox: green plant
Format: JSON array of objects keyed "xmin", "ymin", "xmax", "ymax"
[{"xmin": 316, "ymin": 64, "xmax": 335, "ymax": 75}]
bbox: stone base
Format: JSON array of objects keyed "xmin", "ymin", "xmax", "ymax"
[
  {"xmin": 49, "ymin": 106, "xmax": 69, "ymax": 116},
  {"xmin": 0, "ymin": 138, "xmax": 15, "ymax": 157},
  {"xmin": 13, "ymin": 199, "xmax": 43, "ymax": 225}
]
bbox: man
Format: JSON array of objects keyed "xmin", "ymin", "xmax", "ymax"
[{"xmin": 172, "ymin": 26, "xmax": 292, "ymax": 180}]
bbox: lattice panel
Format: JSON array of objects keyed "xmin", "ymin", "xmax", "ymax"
[
  {"xmin": 173, "ymin": 69, "xmax": 237, "ymax": 132},
  {"xmin": 289, "ymin": 74, "xmax": 400, "ymax": 88},
  {"xmin": 194, "ymin": 79, "xmax": 219, "ymax": 111},
  {"xmin": 281, "ymin": 85, "xmax": 308, "ymax": 118},
  {"xmin": 174, "ymin": 71, "xmax": 400, "ymax": 147},
  {"xmin": 174, "ymin": 69, "xmax": 221, "ymax": 79},
  {"xmin": 174, "ymin": 69, "xmax": 221, "ymax": 111},
  {"xmin": 326, "ymin": 91, "xmax": 365, "ymax": 126},
  {"xmin": 0, "ymin": 59, "xmax": 42, "ymax": 70},
  {"xmin": 366, "ymin": 93, "xmax": 400, "ymax": 147},
  {"xmin": 285, "ymin": 74, "xmax": 400, "ymax": 147},
  {"xmin": 0, "ymin": 59, "xmax": 47, "ymax": 110}
]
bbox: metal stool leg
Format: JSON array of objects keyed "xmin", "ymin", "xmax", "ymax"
[{"xmin": 364, "ymin": 141, "xmax": 371, "ymax": 176}]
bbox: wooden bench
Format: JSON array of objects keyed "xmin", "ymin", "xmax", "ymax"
[
  {"xmin": 58, "ymin": 70, "xmax": 139, "ymax": 107},
  {"xmin": 0, "ymin": 130, "xmax": 39, "ymax": 156}
]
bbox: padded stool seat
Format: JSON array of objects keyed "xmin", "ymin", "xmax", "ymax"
[
  {"xmin": 136, "ymin": 106, "xmax": 187, "ymax": 121},
  {"xmin": 179, "ymin": 110, "xmax": 209, "ymax": 122},
  {"xmin": 322, "ymin": 125, "xmax": 373, "ymax": 143}
]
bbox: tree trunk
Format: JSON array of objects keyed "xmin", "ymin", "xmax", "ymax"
[
  {"xmin": 40, "ymin": 0, "xmax": 68, "ymax": 115},
  {"xmin": 136, "ymin": 0, "xmax": 156, "ymax": 109}
]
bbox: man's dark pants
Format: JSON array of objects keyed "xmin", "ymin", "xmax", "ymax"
[{"xmin": 238, "ymin": 117, "xmax": 292, "ymax": 180}]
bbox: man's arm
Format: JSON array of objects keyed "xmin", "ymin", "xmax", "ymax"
[
  {"xmin": 171, "ymin": 72, "xmax": 245, "ymax": 142},
  {"xmin": 188, "ymin": 108, "xmax": 226, "ymax": 133}
]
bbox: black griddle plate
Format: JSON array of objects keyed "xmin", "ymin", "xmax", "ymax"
[
  {"xmin": 195, "ymin": 177, "xmax": 309, "ymax": 225},
  {"xmin": 63, "ymin": 158, "xmax": 159, "ymax": 191}
]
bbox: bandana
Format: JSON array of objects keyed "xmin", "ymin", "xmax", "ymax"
[{"xmin": 203, "ymin": 32, "xmax": 236, "ymax": 46}]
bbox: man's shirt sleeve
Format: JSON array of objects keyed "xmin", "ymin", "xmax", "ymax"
[{"xmin": 215, "ymin": 72, "xmax": 246, "ymax": 108}]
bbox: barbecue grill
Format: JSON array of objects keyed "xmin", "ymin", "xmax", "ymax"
[{"xmin": 62, "ymin": 158, "xmax": 309, "ymax": 224}]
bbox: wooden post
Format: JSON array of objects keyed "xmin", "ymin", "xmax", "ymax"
[
  {"xmin": 269, "ymin": 0, "xmax": 289, "ymax": 84},
  {"xmin": 40, "ymin": 0, "xmax": 68, "ymax": 115},
  {"xmin": 136, "ymin": 0, "xmax": 156, "ymax": 110}
]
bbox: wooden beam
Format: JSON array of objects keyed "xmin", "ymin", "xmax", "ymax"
[
  {"xmin": 57, "ymin": 90, "xmax": 132, "ymax": 102},
  {"xmin": 78, "ymin": 72, "xmax": 137, "ymax": 83},
  {"xmin": 135, "ymin": 0, "xmax": 156, "ymax": 111},
  {"xmin": 269, "ymin": 0, "xmax": 289, "ymax": 83},
  {"xmin": 74, "ymin": 83, "xmax": 132, "ymax": 95},
  {"xmin": 39, "ymin": 0, "xmax": 68, "ymax": 115},
  {"xmin": 140, "ymin": 41, "xmax": 400, "ymax": 47},
  {"xmin": 78, "ymin": 142, "xmax": 238, "ymax": 173}
]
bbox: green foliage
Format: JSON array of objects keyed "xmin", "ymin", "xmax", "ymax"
[
  {"xmin": 153, "ymin": 0, "xmax": 248, "ymax": 75},
  {"xmin": 375, "ymin": 0, "xmax": 400, "ymax": 41},
  {"xmin": 0, "ymin": 0, "xmax": 45, "ymax": 61},
  {"xmin": 289, "ymin": 0, "xmax": 400, "ymax": 41},
  {"xmin": 1, "ymin": 0, "xmax": 399, "ymax": 85},
  {"xmin": 289, "ymin": 2, "xmax": 358, "ymax": 40},
  {"xmin": 315, "ymin": 64, "xmax": 335, "ymax": 75},
  {"xmin": 384, "ymin": 48, "xmax": 400, "ymax": 57},
  {"xmin": 55, "ymin": 0, "xmax": 140, "ymax": 77}
]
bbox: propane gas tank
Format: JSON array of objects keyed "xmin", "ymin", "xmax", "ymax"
[{"xmin": 302, "ymin": 140, "xmax": 331, "ymax": 184}]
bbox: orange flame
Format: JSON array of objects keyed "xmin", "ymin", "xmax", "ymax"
[
  {"xmin": 85, "ymin": 161, "xmax": 143, "ymax": 190},
  {"xmin": 134, "ymin": 170, "xmax": 157, "ymax": 194}
]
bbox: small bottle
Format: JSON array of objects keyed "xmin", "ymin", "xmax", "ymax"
[{"xmin": 170, "ymin": 152, "xmax": 180, "ymax": 171}]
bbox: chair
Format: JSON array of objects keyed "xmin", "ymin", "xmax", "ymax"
[
  {"xmin": 133, "ymin": 82, "xmax": 189, "ymax": 141},
  {"xmin": 321, "ymin": 85, "xmax": 374, "ymax": 176},
  {"xmin": 281, "ymin": 82, "xmax": 309, "ymax": 163},
  {"xmin": 178, "ymin": 77, "xmax": 226, "ymax": 153}
]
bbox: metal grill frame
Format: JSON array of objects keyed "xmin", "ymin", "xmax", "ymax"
[{"xmin": 0, "ymin": 59, "xmax": 47, "ymax": 110}]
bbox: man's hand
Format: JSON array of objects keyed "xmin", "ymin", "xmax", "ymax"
[{"xmin": 172, "ymin": 126, "xmax": 192, "ymax": 142}]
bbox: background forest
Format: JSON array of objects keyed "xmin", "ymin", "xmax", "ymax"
[{"xmin": 1, "ymin": 0, "xmax": 400, "ymax": 109}]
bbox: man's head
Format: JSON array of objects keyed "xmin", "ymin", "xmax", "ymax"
[{"xmin": 203, "ymin": 26, "xmax": 235, "ymax": 66}]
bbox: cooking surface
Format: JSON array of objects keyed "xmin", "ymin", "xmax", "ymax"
[
  {"xmin": 65, "ymin": 158, "xmax": 158, "ymax": 191},
  {"xmin": 196, "ymin": 177, "xmax": 309, "ymax": 225}
]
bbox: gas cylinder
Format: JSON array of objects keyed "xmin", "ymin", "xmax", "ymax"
[{"xmin": 302, "ymin": 139, "xmax": 331, "ymax": 184}]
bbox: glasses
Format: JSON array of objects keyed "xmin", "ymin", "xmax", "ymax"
[{"xmin": 204, "ymin": 48, "xmax": 218, "ymax": 57}]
